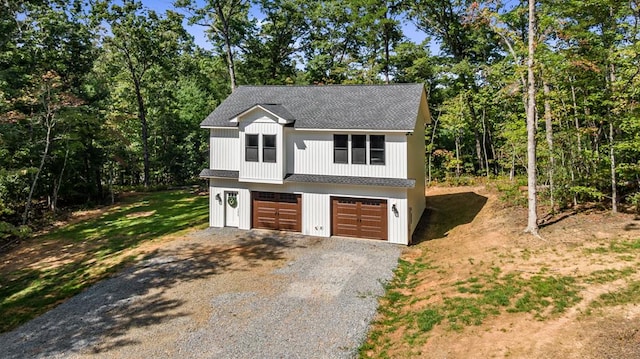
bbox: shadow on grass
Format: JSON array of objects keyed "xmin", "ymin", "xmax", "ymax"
[
  {"xmin": 0, "ymin": 190, "xmax": 209, "ymax": 333},
  {"xmin": 0, "ymin": 227, "xmax": 303, "ymax": 358},
  {"xmin": 412, "ymin": 192, "xmax": 488, "ymax": 245}
]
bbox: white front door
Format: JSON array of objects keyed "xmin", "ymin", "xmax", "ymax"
[{"xmin": 225, "ymin": 191, "xmax": 239, "ymax": 227}]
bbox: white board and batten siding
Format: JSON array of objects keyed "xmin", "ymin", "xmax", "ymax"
[
  {"xmin": 302, "ymin": 193, "xmax": 330, "ymax": 237},
  {"xmin": 405, "ymin": 90, "xmax": 430, "ymax": 237},
  {"xmin": 239, "ymin": 109, "xmax": 285, "ymax": 183},
  {"xmin": 210, "ymin": 128, "xmax": 239, "ymax": 171},
  {"xmin": 209, "ymin": 180, "xmax": 251, "ymax": 229},
  {"xmin": 286, "ymin": 131, "xmax": 407, "ymax": 178},
  {"xmin": 210, "ymin": 179, "xmax": 411, "ymax": 244},
  {"xmin": 300, "ymin": 185, "xmax": 410, "ymax": 245}
]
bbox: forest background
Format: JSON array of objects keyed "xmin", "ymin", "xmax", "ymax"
[{"xmin": 2, "ymin": 0, "xmax": 639, "ymax": 239}]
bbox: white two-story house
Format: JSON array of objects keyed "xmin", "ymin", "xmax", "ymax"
[{"xmin": 199, "ymin": 84, "xmax": 430, "ymax": 245}]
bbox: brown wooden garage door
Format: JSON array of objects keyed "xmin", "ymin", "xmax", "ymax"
[
  {"xmin": 331, "ymin": 197, "xmax": 387, "ymax": 240},
  {"xmin": 252, "ymin": 192, "xmax": 301, "ymax": 232}
]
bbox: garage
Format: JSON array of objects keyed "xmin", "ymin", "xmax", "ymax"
[
  {"xmin": 252, "ymin": 192, "xmax": 301, "ymax": 231},
  {"xmin": 331, "ymin": 197, "xmax": 388, "ymax": 240}
]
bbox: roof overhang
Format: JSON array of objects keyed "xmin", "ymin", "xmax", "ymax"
[
  {"xmin": 201, "ymin": 125, "xmax": 239, "ymax": 129},
  {"xmin": 284, "ymin": 173, "xmax": 415, "ymax": 188},
  {"xmin": 199, "ymin": 169, "xmax": 239, "ymax": 179}
]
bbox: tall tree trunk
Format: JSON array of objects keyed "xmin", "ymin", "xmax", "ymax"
[
  {"xmin": 473, "ymin": 128, "xmax": 484, "ymax": 173},
  {"xmin": 609, "ymin": 56, "xmax": 618, "ymax": 213},
  {"xmin": 465, "ymin": 96, "xmax": 485, "ymax": 174},
  {"xmin": 543, "ymin": 78, "xmax": 555, "ymax": 212},
  {"xmin": 481, "ymin": 108, "xmax": 490, "ymax": 177},
  {"xmin": 570, "ymin": 81, "xmax": 582, "ymax": 152},
  {"xmin": 51, "ymin": 145, "xmax": 69, "ymax": 213},
  {"xmin": 428, "ymin": 116, "xmax": 439, "ymax": 186},
  {"xmin": 134, "ymin": 80, "xmax": 150, "ymax": 187},
  {"xmin": 224, "ymin": 35, "xmax": 237, "ymax": 92},
  {"xmin": 382, "ymin": 8, "xmax": 391, "ymax": 85},
  {"xmin": 383, "ymin": 34, "xmax": 390, "ymax": 84},
  {"xmin": 109, "ymin": 162, "xmax": 115, "ymax": 205},
  {"xmin": 525, "ymin": 0, "xmax": 539, "ymax": 235},
  {"xmin": 455, "ymin": 135, "xmax": 461, "ymax": 177},
  {"xmin": 609, "ymin": 122, "xmax": 617, "ymax": 213},
  {"xmin": 217, "ymin": 5, "xmax": 238, "ymax": 92},
  {"xmin": 510, "ymin": 143, "xmax": 516, "ymax": 181},
  {"xmin": 606, "ymin": 5, "xmax": 618, "ymax": 214},
  {"xmin": 23, "ymin": 116, "xmax": 53, "ymax": 225},
  {"xmin": 489, "ymin": 129, "xmax": 497, "ymax": 175}
]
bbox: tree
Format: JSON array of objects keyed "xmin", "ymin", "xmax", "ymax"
[
  {"xmin": 409, "ymin": 0, "xmax": 502, "ymax": 175},
  {"xmin": 94, "ymin": 0, "xmax": 189, "ymax": 187},
  {"xmin": 524, "ymin": 0, "xmax": 538, "ymax": 235},
  {"xmin": 355, "ymin": 0, "xmax": 405, "ymax": 83},
  {"xmin": 242, "ymin": 0, "xmax": 307, "ymax": 84},
  {"xmin": 0, "ymin": 0, "xmax": 97, "ymax": 224},
  {"xmin": 299, "ymin": 0, "xmax": 364, "ymax": 83},
  {"xmin": 175, "ymin": 0, "xmax": 253, "ymax": 91}
]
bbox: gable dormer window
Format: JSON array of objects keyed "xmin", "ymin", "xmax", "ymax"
[
  {"xmin": 245, "ymin": 134, "xmax": 259, "ymax": 162},
  {"xmin": 263, "ymin": 134, "xmax": 276, "ymax": 163},
  {"xmin": 352, "ymin": 135, "xmax": 366, "ymax": 164}
]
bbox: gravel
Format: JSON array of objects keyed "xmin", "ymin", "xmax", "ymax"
[{"xmin": 0, "ymin": 228, "xmax": 401, "ymax": 358}]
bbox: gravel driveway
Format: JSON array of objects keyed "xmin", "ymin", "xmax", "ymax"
[{"xmin": 0, "ymin": 228, "xmax": 401, "ymax": 358}]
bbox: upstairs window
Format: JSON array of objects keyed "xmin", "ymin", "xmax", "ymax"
[
  {"xmin": 245, "ymin": 134, "xmax": 259, "ymax": 162},
  {"xmin": 263, "ymin": 134, "xmax": 276, "ymax": 163},
  {"xmin": 370, "ymin": 135, "xmax": 385, "ymax": 165},
  {"xmin": 333, "ymin": 135, "xmax": 348, "ymax": 164},
  {"xmin": 351, "ymin": 135, "xmax": 366, "ymax": 164}
]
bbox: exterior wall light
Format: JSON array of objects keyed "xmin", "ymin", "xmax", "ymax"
[
  {"xmin": 392, "ymin": 204, "xmax": 399, "ymax": 217},
  {"xmin": 215, "ymin": 193, "xmax": 222, "ymax": 204}
]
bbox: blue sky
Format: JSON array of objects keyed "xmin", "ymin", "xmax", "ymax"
[{"xmin": 140, "ymin": 0, "xmax": 430, "ymax": 51}]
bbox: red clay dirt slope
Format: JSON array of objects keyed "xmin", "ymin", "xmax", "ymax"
[{"xmin": 364, "ymin": 185, "xmax": 640, "ymax": 359}]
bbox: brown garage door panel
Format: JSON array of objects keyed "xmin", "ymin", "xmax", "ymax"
[
  {"xmin": 252, "ymin": 192, "xmax": 301, "ymax": 232},
  {"xmin": 277, "ymin": 206, "xmax": 299, "ymax": 231},
  {"xmin": 332, "ymin": 197, "xmax": 387, "ymax": 240},
  {"xmin": 254, "ymin": 208, "xmax": 278, "ymax": 229}
]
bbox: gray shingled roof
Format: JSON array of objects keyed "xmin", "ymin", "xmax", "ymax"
[
  {"xmin": 257, "ymin": 104, "xmax": 295, "ymax": 122},
  {"xmin": 284, "ymin": 174, "xmax": 416, "ymax": 188},
  {"xmin": 199, "ymin": 169, "xmax": 415, "ymax": 188},
  {"xmin": 201, "ymin": 84, "xmax": 425, "ymax": 131},
  {"xmin": 199, "ymin": 169, "xmax": 239, "ymax": 178}
]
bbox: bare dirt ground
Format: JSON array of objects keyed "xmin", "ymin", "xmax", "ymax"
[{"xmin": 380, "ymin": 185, "xmax": 640, "ymax": 358}]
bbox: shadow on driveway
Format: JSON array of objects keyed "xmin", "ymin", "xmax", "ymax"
[{"xmin": 0, "ymin": 228, "xmax": 302, "ymax": 358}]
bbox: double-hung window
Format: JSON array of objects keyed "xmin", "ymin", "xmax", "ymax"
[
  {"xmin": 333, "ymin": 135, "xmax": 348, "ymax": 164},
  {"xmin": 263, "ymin": 135, "xmax": 276, "ymax": 163},
  {"xmin": 369, "ymin": 135, "xmax": 385, "ymax": 165},
  {"xmin": 245, "ymin": 134, "xmax": 277, "ymax": 163},
  {"xmin": 333, "ymin": 134, "xmax": 386, "ymax": 165},
  {"xmin": 245, "ymin": 134, "xmax": 259, "ymax": 162},
  {"xmin": 351, "ymin": 135, "xmax": 366, "ymax": 164}
]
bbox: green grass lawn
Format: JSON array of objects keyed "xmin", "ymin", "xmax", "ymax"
[{"xmin": 0, "ymin": 189, "xmax": 208, "ymax": 333}]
